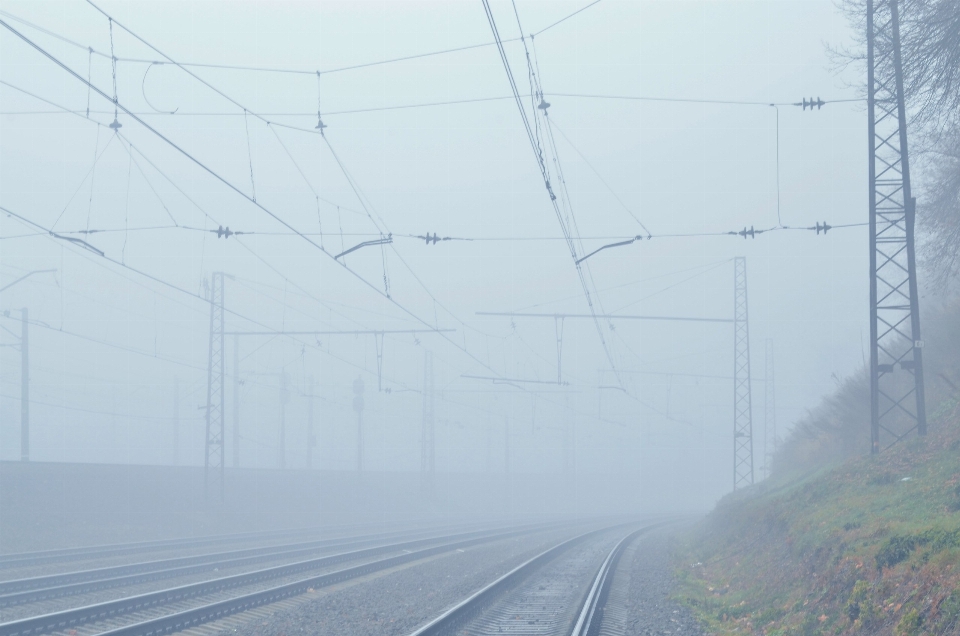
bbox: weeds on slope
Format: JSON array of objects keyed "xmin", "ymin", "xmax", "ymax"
[{"xmin": 675, "ymin": 404, "xmax": 960, "ymax": 635}]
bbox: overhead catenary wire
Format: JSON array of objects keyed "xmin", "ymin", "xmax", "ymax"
[
  {"xmin": 1, "ymin": 234, "xmax": 424, "ymax": 416},
  {"xmin": 86, "ymin": 124, "xmax": 100, "ymax": 231},
  {"xmin": 107, "ymin": 17, "xmax": 119, "ymax": 128},
  {"xmin": 547, "ymin": 118, "xmax": 651, "ymax": 238},
  {"xmin": 0, "ymin": 311, "xmax": 207, "ymax": 372},
  {"xmin": 114, "ymin": 134, "xmax": 180, "ymax": 226},
  {"xmin": 0, "ymin": 221, "xmax": 680, "ymax": 433},
  {"xmin": 265, "ymin": 84, "xmax": 486, "ymax": 339},
  {"xmin": 0, "ymin": 92, "xmax": 859, "ymax": 118},
  {"xmin": 243, "ymin": 109, "xmax": 257, "ymax": 201},
  {"xmin": 532, "ymin": 0, "xmax": 602, "ymax": 35},
  {"xmin": 0, "ymin": 72, "xmax": 860, "ymax": 121},
  {"xmin": 1, "ymin": 204, "xmax": 439, "ymax": 401},
  {"xmin": 0, "ymin": 1, "xmax": 602, "ymax": 77},
  {"xmin": 773, "ymin": 104, "xmax": 782, "ymax": 226},
  {"xmin": 482, "ymin": 0, "xmax": 630, "ymax": 390},
  {"xmin": 611, "ymin": 259, "xmax": 733, "ymax": 314},
  {"xmin": 1, "ymin": 11, "xmax": 864, "ymax": 418},
  {"xmin": 0, "ymin": 13, "xmax": 452, "ymax": 348},
  {"xmin": 2, "ymin": 205, "xmax": 404, "ymax": 356},
  {"xmin": 3, "ymin": 223, "xmax": 868, "ymax": 242},
  {"xmin": 509, "ymin": 259, "xmax": 732, "ymax": 313},
  {"xmin": 480, "ymin": 0, "xmax": 542, "ymax": 176},
  {"xmin": 311, "ymin": 121, "xmax": 510, "ymax": 343},
  {"xmin": 0, "ymin": 72, "xmax": 494, "ymax": 396},
  {"xmin": 535, "ymin": 80, "xmax": 624, "ymax": 361},
  {"xmin": 0, "ymin": 104, "xmax": 857, "ymax": 250},
  {"xmin": 103, "ymin": 146, "xmax": 450, "ymax": 389},
  {"xmin": 68, "ymin": 1, "xmax": 441, "ymax": 338},
  {"xmin": 50, "ymin": 129, "xmax": 116, "ymax": 229},
  {"xmin": 0, "ymin": 390, "xmax": 185, "ymax": 421},
  {"xmin": 1, "ymin": 18, "xmax": 604, "ymax": 428},
  {"xmin": 0, "ymin": 6, "xmax": 859, "ymax": 139},
  {"xmin": 0, "ymin": 4, "xmax": 852, "ymax": 436}
]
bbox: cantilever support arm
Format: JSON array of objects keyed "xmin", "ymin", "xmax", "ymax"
[
  {"xmin": 0, "ymin": 269, "xmax": 57, "ymax": 293},
  {"xmin": 49, "ymin": 232, "xmax": 104, "ymax": 257},
  {"xmin": 335, "ymin": 235, "xmax": 393, "ymax": 260},
  {"xmin": 575, "ymin": 237, "xmax": 640, "ymax": 265}
]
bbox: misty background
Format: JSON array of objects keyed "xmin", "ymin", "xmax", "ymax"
[{"xmin": 0, "ymin": 0, "xmax": 869, "ymax": 513}]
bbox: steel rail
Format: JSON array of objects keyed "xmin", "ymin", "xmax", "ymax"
[
  {"xmin": 0, "ymin": 525, "xmax": 539, "ymax": 636},
  {"xmin": 0, "ymin": 524, "xmax": 491, "ymax": 607},
  {"xmin": 405, "ymin": 526, "xmax": 613, "ymax": 636},
  {"xmin": 0, "ymin": 526, "xmax": 338, "ymax": 569},
  {"xmin": 0, "ymin": 527, "xmax": 417, "ymax": 596},
  {"xmin": 0, "ymin": 518, "xmax": 497, "ymax": 569},
  {"xmin": 569, "ymin": 525, "xmax": 658, "ymax": 636},
  {"xmin": 406, "ymin": 520, "xmax": 671, "ymax": 636}
]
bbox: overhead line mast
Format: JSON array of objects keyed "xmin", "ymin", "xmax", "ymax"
[
  {"xmin": 732, "ymin": 257, "xmax": 754, "ymax": 490},
  {"xmin": 422, "ymin": 351, "xmax": 435, "ymax": 491},
  {"xmin": 867, "ymin": 0, "xmax": 926, "ymax": 453},
  {"xmin": 203, "ymin": 272, "xmax": 225, "ymax": 501}
]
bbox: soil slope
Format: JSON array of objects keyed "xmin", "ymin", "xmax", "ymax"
[{"xmin": 677, "ymin": 402, "xmax": 960, "ymax": 635}]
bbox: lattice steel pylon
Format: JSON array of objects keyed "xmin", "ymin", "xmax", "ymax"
[
  {"xmin": 204, "ymin": 272, "xmax": 225, "ymax": 501},
  {"xmin": 867, "ymin": 0, "xmax": 927, "ymax": 453},
  {"xmin": 733, "ymin": 257, "xmax": 754, "ymax": 490},
  {"xmin": 764, "ymin": 339, "xmax": 776, "ymax": 479},
  {"xmin": 232, "ymin": 334, "xmax": 240, "ymax": 468},
  {"xmin": 421, "ymin": 350, "xmax": 435, "ymax": 489}
]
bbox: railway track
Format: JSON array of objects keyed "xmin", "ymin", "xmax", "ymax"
[
  {"xmin": 0, "ymin": 526, "xmax": 343, "ymax": 571},
  {"xmin": 407, "ymin": 521, "xmax": 665, "ymax": 636},
  {"xmin": 569, "ymin": 526, "xmax": 649, "ymax": 636},
  {"xmin": 0, "ymin": 523, "xmax": 491, "ymax": 610},
  {"xmin": 0, "ymin": 519, "xmax": 496, "ymax": 574},
  {"xmin": 0, "ymin": 522, "xmax": 556, "ymax": 636}
]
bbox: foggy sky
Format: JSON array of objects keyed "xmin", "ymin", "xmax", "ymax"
[{"xmin": 0, "ymin": 0, "xmax": 867, "ymax": 510}]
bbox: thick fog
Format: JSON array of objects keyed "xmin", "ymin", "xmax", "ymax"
[{"xmin": 0, "ymin": 0, "xmax": 866, "ymax": 514}]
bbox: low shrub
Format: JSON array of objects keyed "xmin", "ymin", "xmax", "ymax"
[
  {"xmin": 895, "ymin": 608, "xmax": 922, "ymax": 636},
  {"xmin": 875, "ymin": 526, "xmax": 960, "ymax": 570}
]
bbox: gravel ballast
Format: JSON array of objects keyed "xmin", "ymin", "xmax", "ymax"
[
  {"xmin": 621, "ymin": 526, "xmax": 708, "ymax": 636},
  {"xmin": 213, "ymin": 523, "xmax": 708, "ymax": 636},
  {"xmin": 217, "ymin": 526, "xmax": 590, "ymax": 636}
]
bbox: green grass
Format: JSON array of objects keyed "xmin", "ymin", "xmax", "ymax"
[{"xmin": 674, "ymin": 411, "xmax": 960, "ymax": 635}]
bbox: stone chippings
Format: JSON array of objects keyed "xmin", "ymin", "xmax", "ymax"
[
  {"xmin": 214, "ymin": 524, "xmax": 709, "ymax": 636},
  {"xmin": 217, "ymin": 528, "xmax": 577, "ymax": 636},
  {"xmin": 620, "ymin": 528, "xmax": 708, "ymax": 636}
]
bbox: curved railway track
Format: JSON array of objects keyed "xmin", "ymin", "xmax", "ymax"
[
  {"xmin": 408, "ymin": 521, "xmax": 667, "ymax": 636},
  {"xmin": 0, "ymin": 523, "xmax": 556, "ymax": 636},
  {"xmin": 569, "ymin": 526, "xmax": 649, "ymax": 636}
]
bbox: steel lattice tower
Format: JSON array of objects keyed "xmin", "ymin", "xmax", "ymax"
[
  {"xmin": 20, "ymin": 308, "xmax": 28, "ymax": 462},
  {"xmin": 733, "ymin": 257, "xmax": 754, "ymax": 489},
  {"xmin": 867, "ymin": 0, "xmax": 926, "ymax": 453},
  {"xmin": 232, "ymin": 334, "xmax": 240, "ymax": 468},
  {"xmin": 279, "ymin": 371, "xmax": 288, "ymax": 469},
  {"xmin": 764, "ymin": 339, "xmax": 776, "ymax": 479},
  {"xmin": 562, "ymin": 394, "xmax": 574, "ymax": 483},
  {"xmin": 421, "ymin": 350, "xmax": 435, "ymax": 487},
  {"xmin": 204, "ymin": 272, "xmax": 225, "ymax": 500}
]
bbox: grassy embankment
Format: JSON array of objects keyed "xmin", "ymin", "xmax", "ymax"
[{"xmin": 676, "ymin": 399, "xmax": 960, "ymax": 635}]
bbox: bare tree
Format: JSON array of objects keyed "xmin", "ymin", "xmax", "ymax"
[
  {"xmin": 899, "ymin": 0, "xmax": 960, "ymax": 133},
  {"xmin": 918, "ymin": 129, "xmax": 960, "ymax": 287},
  {"xmin": 836, "ymin": 0, "xmax": 960, "ymax": 129},
  {"xmin": 835, "ymin": 0, "xmax": 960, "ymax": 284}
]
